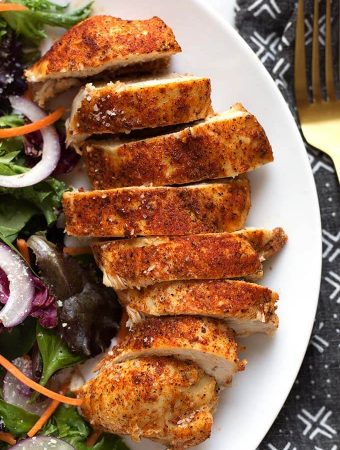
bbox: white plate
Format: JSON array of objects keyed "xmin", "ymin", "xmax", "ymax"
[{"xmin": 69, "ymin": 1, "xmax": 322, "ymax": 449}]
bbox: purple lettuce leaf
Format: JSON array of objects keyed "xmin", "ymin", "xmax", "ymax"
[
  {"xmin": 0, "ymin": 29, "xmax": 27, "ymax": 115},
  {"xmin": 0, "ymin": 268, "xmax": 57, "ymax": 329},
  {"xmin": 30, "ymin": 276, "xmax": 58, "ymax": 328}
]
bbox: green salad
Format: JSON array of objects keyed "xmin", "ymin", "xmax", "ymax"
[{"xmin": 0, "ymin": 2, "xmax": 124, "ymax": 448}]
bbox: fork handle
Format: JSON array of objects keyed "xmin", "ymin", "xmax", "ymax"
[{"xmin": 331, "ymin": 152, "xmax": 340, "ymax": 184}]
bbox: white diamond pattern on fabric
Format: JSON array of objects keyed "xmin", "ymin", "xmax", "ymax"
[
  {"xmin": 247, "ymin": 0, "xmax": 281, "ymax": 19},
  {"xmin": 250, "ymin": 31, "xmax": 281, "ymax": 62}
]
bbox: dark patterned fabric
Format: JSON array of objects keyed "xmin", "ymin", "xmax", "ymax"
[{"xmin": 235, "ymin": 1, "xmax": 340, "ymax": 449}]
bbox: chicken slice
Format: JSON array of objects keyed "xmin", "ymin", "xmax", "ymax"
[
  {"xmin": 78, "ymin": 357, "xmax": 218, "ymax": 449},
  {"xmin": 234, "ymin": 227, "xmax": 288, "ymax": 260},
  {"xmin": 118, "ymin": 279, "xmax": 279, "ymax": 336},
  {"xmin": 103, "ymin": 316, "xmax": 246, "ymax": 386},
  {"xmin": 66, "ymin": 74, "xmax": 212, "ymax": 145},
  {"xmin": 82, "ymin": 103, "xmax": 273, "ymax": 189},
  {"xmin": 25, "ymin": 16, "xmax": 181, "ymax": 106},
  {"xmin": 62, "ymin": 177, "xmax": 251, "ymax": 237},
  {"xmin": 92, "ymin": 233, "xmax": 263, "ymax": 290}
]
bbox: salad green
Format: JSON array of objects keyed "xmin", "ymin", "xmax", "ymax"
[
  {"xmin": 0, "ymin": 0, "xmax": 92, "ymax": 44},
  {"xmin": 0, "ymin": 318, "xmax": 36, "ymax": 360},
  {"xmin": 0, "ymin": 168, "xmax": 66, "ymax": 227},
  {"xmin": 42, "ymin": 405, "xmax": 90, "ymax": 447},
  {"xmin": 0, "ymin": 115, "xmax": 25, "ymax": 166},
  {"xmin": 0, "ymin": 197, "xmax": 38, "ymax": 242},
  {"xmin": 42, "ymin": 405, "xmax": 129, "ymax": 450},
  {"xmin": 36, "ymin": 323, "xmax": 84, "ymax": 389},
  {"xmin": 0, "ymin": 400, "xmax": 39, "ymax": 436},
  {"xmin": 0, "ymin": 111, "xmax": 67, "ymax": 241},
  {"xmin": 0, "ymin": 115, "xmax": 24, "ymax": 128},
  {"xmin": 0, "ymin": 1, "xmax": 126, "ymax": 448},
  {"xmin": 0, "ymin": 400, "xmax": 129, "ymax": 449}
]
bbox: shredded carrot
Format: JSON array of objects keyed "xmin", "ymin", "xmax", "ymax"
[
  {"xmin": 0, "ymin": 107, "xmax": 64, "ymax": 138},
  {"xmin": 86, "ymin": 430, "xmax": 103, "ymax": 447},
  {"xmin": 117, "ymin": 309, "xmax": 129, "ymax": 344},
  {"xmin": 16, "ymin": 238, "xmax": 30, "ymax": 264},
  {"xmin": 27, "ymin": 399, "xmax": 60, "ymax": 437},
  {"xmin": 0, "ymin": 3, "xmax": 28, "ymax": 11},
  {"xmin": 27, "ymin": 381, "xmax": 71, "ymax": 437},
  {"xmin": 63, "ymin": 246, "xmax": 92, "ymax": 256},
  {"xmin": 0, "ymin": 354, "xmax": 83, "ymax": 406},
  {"xmin": 0, "ymin": 432, "xmax": 16, "ymax": 446}
]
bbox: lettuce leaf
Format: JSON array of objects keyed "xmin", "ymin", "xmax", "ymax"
[
  {"xmin": 0, "ymin": 114, "xmax": 24, "ymax": 128},
  {"xmin": 42, "ymin": 404, "xmax": 90, "ymax": 445},
  {"xmin": 0, "ymin": 317, "xmax": 36, "ymax": 360},
  {"xmin": 0, "ymin": 109, "xmax": 67, "ymax": 250},
  {"xmin": 36, "ymin": 323, "xmax": 84, "ymax": 389},
  {"xmin": 91, "ymin": 435, "xmax": 130, "ymax": 450},
  {"xmin": 0, "ymin": 162, "xmax": 66, "ymax": 226},
  {"xmin": 0, "ymin": 114, "xmax": 24, "ymax": 164},
  {"xmin": 0, "ymin": 113, "xmax": 67, "ymax": 229},
  {"xmin": 0, "ymin": 195, "xmax": 38, "ymax": 242},
  {"xmin": 0, "ymin": 400, "xmax": 38, "ymax": 436},
  {"xmin": 42, "ymin": 404, "xmax": 129, "ymax": 450},
  {"xmin": 0, "ymin": 0, "xmax": 92, "ymax": 44},
  {"xmin": 60, "ymin": 283, "xmax": 120, "ymax": 356}
]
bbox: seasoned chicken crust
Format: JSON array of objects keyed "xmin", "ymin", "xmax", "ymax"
[
  {"xmin": 83, "ymin": 103, "xmax": 273, "ymax": 189},
  {"xmin": 235, "ymin": 227, "xmax": 288, "ymax": 260},
  {"xmin": 92, "ymin": 233, "xmax": 263, "ymax": 289},
  {"xmin": 66, "ymin": 74, "xmax": 212, "ymax": 144},
  {"xmin": 25, "ymin": 16, "xmax": 181, "ymax": 82},
  {"xmin": 62, "ymin": 178, "xmax": 251, "ymax": 237},
  {"xmin": 102, "ymin": 316, "xmax": 246, "ymax": 386},
  {"xmin": 78, "ymin": 357, "xmax": 218, "ymax": 449},
  {"xmin": 118, "ymin": 279, "xmax": 279, "ymax": 335}
]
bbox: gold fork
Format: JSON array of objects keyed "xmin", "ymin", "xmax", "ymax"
[{"xmin": 294, "ymin": 0, "xmax": 340, "ymax": 182}]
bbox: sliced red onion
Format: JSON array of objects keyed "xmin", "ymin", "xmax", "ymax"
[
  {"xmin": 3, "ymin": 356, "xmax": 49, "ymax": 415},
  {"xmin": 0, "ymin": 243, "xmax": 35, "ymax": 327},
  {"xmin": 0, "ymin": 96, "xmax": 61, "ymax": 188},
  {"xmin": 11, "ymin": 437, "xmax": 75, "ymax": 449}
]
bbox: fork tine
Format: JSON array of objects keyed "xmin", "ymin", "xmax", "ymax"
[
  {"xmin": 294, "ymin": 0, "xmax": 308, "ymax": 106},
  {"xmin": 325, "ymin": 0, "xmax": 336, "ymax": 101},
  {"xmin": 312, "ymin": 0, "xmax": 322, "ymax": 102}
]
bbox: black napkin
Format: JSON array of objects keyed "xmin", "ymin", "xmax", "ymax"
[{"xmin": 235, "ymin": 1, "xmax": 340, "ymax": 449}]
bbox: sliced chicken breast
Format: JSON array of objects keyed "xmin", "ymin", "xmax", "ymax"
[
  {"xmin": 235, "ymin": 227, "xmax": 288, "ymax": 260},
  {"xmin": 25, "ymin": 16, "xmax": 181, "ymax": 106},
  {"xmin": 118, "ymin": 279, "xmax": 279, "ymax": 335},
  {"xmin": 83, "ymin": 103, "xmax": 273, "ymax": 189},
  {"xmin": 78, "ymin": 357, "xmax": 218, "ymax": 449},
  {"xmin": 62, "ymin": 177, "xmax": 250, "ymax": 237},
  {"xmin": 92, "ymin": 233, "xmax": 263, "ymax": 289},
  {"xmin": 66, "ymin": 74, "xmax": 212, "ymax": 145},
  {"xmin": 102, "ymin": 316, "xmax": 246, "ymax": 386}
]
